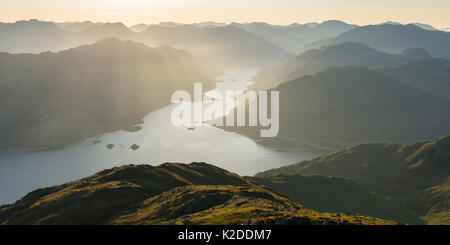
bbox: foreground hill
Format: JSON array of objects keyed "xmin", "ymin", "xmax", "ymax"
[
  {"xmin": 257, "ymin": 135, "xmax": 450, "ymax": 224},
  {"xmin": 0, "ymin": 38, "xmax": 218, "ymax": 148},
  {"xmin": 0, "ymin": 162, "xmax": 396, "ymax": 225}
]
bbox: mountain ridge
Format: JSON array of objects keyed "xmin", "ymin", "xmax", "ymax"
[
  {"xmin": 0, "ymin": 38, "xmax": 218, "ymax": 148},
  {"xmin": 307, "ymin": 24, "xmax": 450, "ymax": 59},
  {"xmin": 256, "ymin": 135, "xmax": 450, "ymax": 224},
  {"xmin": 0, "ymin": 162, "xmax": 399, "ymax": 225}
]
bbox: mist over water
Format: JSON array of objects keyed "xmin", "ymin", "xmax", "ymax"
[{"xmin": 0, "ymin": 68, "xmax": 327, "ymax": 204}]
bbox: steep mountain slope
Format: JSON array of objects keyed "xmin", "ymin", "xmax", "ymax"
[
  {"xmin": 0, "ymin": 38, "xmax": 218, "ymax": 148},
  {"xmin": 0, "ymin": 162, "xmax": 396, "ymax": 225},
  {"xmin": 253, "ymin": 42, "xmax": 403, "ymax": 89},
  {"xmin": 253, "ymin": 42, "xmax": 450, "ymax": 101},
  {"xmin": 223, "ymin": 66, "xmax": 450, "ymax": 147},
  {"xmin": 250, "ymin": 174, "xmax": 421, "ymax": 224},
  {"xmin": 376, "ymin": 56, "xmax": 450, "ymax": 100},
  {"xmin": 421, "ymin": 177, "xmax": 450, "ymax": 224},
  {"xmin": 256, "ymin": 135, "xmax": 450, "ymax": 224},
  {"xmin": 309, "ymin": 24, "xmax": 450, "ymax": 59},
  {"xmin": 271, "ymin": 67, "xmax": 450, "ymax": 145}
]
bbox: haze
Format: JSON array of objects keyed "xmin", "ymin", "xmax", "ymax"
[{"xmin": 1, "ymin": 0, "xmax": 450, "ymax": 27}]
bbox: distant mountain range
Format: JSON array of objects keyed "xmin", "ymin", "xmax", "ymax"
[
  {"xmin": 381, "ymin": 21, "xmax": 439, "ymax": 31},
  {"xmin": 55, "ymin": 21, "xmax": 103, "ymax": 32},
  {"xmin": 0, "ymin": 19, "xmax": 76, "ymax": 53},
  {"xmin": 224, "ymin": 42, "xmax": 450, "ymax": 147},
  {"xmin": 308, "ymin": 24, "xmax": 450, "ymax": 60},
  {"xmin": 3, "ymin": 19, "xmax": 450, "ymax": 67},
  {"xmin": 0, "ymin": 38, "xmax": 218, "ymax": 148},
  {"xmin": 254, "ymin": 42, "xmax": 405, "ymax": 89},
  {"xmin": 254, "ymin": 42, "xmax": 450, "ymax": 101},
  {"xmin": 0, "ymin": 19, "xmax": 293, "ymax": 67},
  {"xmin": 230, "ymin": 20, "xmax": 357, "ymax": 53},
  {"xmin": 135, "ymin": 24, "xmax": 292, "ymax": 67},
  {"xmin": 257, "ymin": 135, "xmax": 450, "ymax": 224},
  {"xmin": 0, "ymin": 162, "xmax": 401, "ymax": 225}
]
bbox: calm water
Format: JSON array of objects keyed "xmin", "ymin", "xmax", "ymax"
[{"xmin": 0, "ymin": 69, "xmax": 327, "ymax": 204}]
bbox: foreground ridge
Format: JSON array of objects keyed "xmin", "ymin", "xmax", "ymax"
[
  {"xmin": 0, "ymin": 162, "xmax": 397, "ymax": 225},
  {"xmin": 256, "ymin": 135, "xmax": 450, "ymax": 224}
]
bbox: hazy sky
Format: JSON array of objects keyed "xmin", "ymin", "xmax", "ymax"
[{"xmin": 1, "ymin": 0, "xmax": 449, "ymax": 27}]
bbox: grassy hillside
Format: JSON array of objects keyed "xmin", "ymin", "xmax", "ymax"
[
  {"xmin": 250, "ymin": 174, "xmax": 421, "ymax": 224},
  {"xmin": 0, "ymin": 162, "xmax": 397, "ymax": 225},
  {"xmin": 112, "ymin": 185, "xmax": 394, "ymax": 225},
  {"xmin": 256, "ymin": 135, "xmax": 450, "ymax": 224}
]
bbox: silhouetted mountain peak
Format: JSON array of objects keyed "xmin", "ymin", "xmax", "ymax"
[
  {"xmin": 82, "ymin": 22, "xmax": 132, "ymax": 35},
  {"xmin": 320, "ymin": 41, "xmax": 379, "ymax": 53},
  {"xmin": 70, "ymin": 38, "xmax": 149, "ymax": 55},
  {"xmin": 157, "ymin": 21, "xmax": 184, "ymax": 28},
  {"xmin": 7, "ymin": 19, "xmax": 64, "ymax": 32},
  {"xmin": 129, "ymin": 23, "xmax": 152, "ymax": 32},
  {"xmin": 319, "ymin": 20, "xmax": 349, "ymax": 26},
  {"xmin": 411, "ymin": 23, "xmax": 438, "ymax": 31},
  {"xmin": 315, "ymin": 20, "xmax": 357, "ymax": 29}
]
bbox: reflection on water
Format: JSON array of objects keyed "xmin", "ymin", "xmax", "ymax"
[{"xmin": 0, "ymin": 68, "xmax": 327, "ymax": 204}]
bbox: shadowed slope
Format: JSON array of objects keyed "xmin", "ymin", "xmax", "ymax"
[
  {"xmin": 250, "ymin": 174, "xmax": 421, "ymax": 224},
  {"xmin": 0, "ymin": 38, "xmax": 218, "ymax": 148},
  {"xmin": 0, "ymin": 162, "xmax": 252, "ymax": 225},
  {"xmin": 256, "ymin": 135, "xmax": 450, "ymax": 224}
]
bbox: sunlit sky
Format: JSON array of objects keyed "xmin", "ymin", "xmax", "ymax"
[{"xmin": 1, "ymin": 0, "xmax": 449, "ymax": 28}]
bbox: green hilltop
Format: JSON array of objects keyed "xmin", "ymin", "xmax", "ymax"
[
  {"xmin": 256, "ymin": 135, "xmax": 450, "ymax": 224},
  {"xmin": 0, "ymin": 162, "xmax": 396, "ymax": 225}
]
